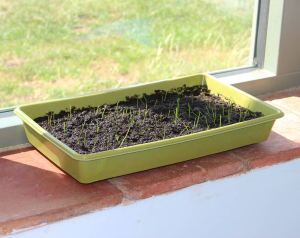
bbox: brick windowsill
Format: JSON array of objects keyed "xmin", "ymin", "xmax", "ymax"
[{"xmin": 1, "ymin": 86, "xmax": 300, "ymax": 235}]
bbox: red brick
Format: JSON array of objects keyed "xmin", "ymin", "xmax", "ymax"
[
  {"xmin": 231, "ymin": 100, "xmax": 300, "ymax": 169},
  {"xmin": 109, "ymin": 152, "xmax": 243, "ymax": 200},
  {"xmin": 0, "ymin": 149, "xmax": 123, "ymax": 235}
]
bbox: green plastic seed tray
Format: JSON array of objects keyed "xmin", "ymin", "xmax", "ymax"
[{"xmin": 14, "ymin": 74, "xmax": 284, "ymax": 183}]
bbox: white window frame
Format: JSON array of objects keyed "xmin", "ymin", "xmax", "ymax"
[{"xmin": 1, "ymin": 0, "xmax": 300, "ymax": 149}]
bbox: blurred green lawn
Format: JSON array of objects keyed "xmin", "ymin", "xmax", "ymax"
[{"xmin": 0, "ymin": 0, "xmax": 254, "ymax": 108}]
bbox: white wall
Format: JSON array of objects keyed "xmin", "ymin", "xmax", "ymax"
[{"xmin": 10, "ymin": 158, "xmax": 300, "ymax": 238}]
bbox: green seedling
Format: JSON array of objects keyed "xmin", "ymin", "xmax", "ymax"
[
  {"xmin": 182, "ymin": 121, "xmax": 189, "ymax": 134},
  {"xmin": 160, "ymin": 113, "xmax": 163, "ymax": 122},
  {"xmin": 139, "ymin": 98, "xmax": 145, "ymax": 106},
  {"xmin": 177, "ymin": 98, "xmax": 180, "ymax": 108},
  {"xmin": 125, "ymin": 106, "xmax": 128, "ymax": 114},
  {"xmin": 204, "ymin": 116, "xmax": 209, "ymax": 129},
  {"xmin": 130, "ymin": 112, "xmax": 135, "ymax": 127},
  {"xmin": 154, "ymin": 99, "xmax": 157, "ymax": 107},
  {"xmin": 95, "ymin": 105, "xmax": 100, "ymax": 116},
  {"xmin": 53, "ymin": 113, "xmax": 55, "ymax": 126},
  {"xmin": 78, "ymin": 116, "xmax": 87, "ymax": 144},
  {"xmin": 188, "ymin": 103, "xmax": 191, "ymax": 118},
  {"xmin": 164, "ymin": 92, "xmax": 167, "ymax": 101},
  {"xmin": 196, "ymin": 112, "xmax": 201, "ymax": 128},
  {"xmin": 91, "ymin": 137, "xmax": 98, "ymax": 153},
  {"xmin": 163, "ymin": 127, "xmax": 166, "ymax": 139},
  {"xmin": 141, "ymin": 125, "xmax": 149, "ymax": 135},
  {"xmin": 143, "ymin": 108, "xmax": 148, "ymax": 124},
  {"xmin": 138, "ymin": 108, "xmax": 141, "ymax": 116},
  {"xmin": 115, "ymin": 128, "xmax": 120, "ymax": 142},
  {"xmin": 64, "ymin": 122, "xmax": 66, "ymax": 133},
  {"xmin": 168, "ymin": 109, "xmax": 170, "ymax": 117},
  {"xmin": 143, "ymin": 95, "xmax": 148, "ymax": 103},
  {"xmin": 191, "ymin": 94, "xmax": 194, "ymax": 105},
  {"xmin": 243, "ymin": 103, "xmax": 251, "ymax": 121},
  {"xmin": 222, "ymin": 104, "xmax": 224, "ymax": 116},
  {"xmin": 180, "ymin": 128, "xmax": 187, "ymax": 135},
  {"xmin": 219, "ymin": 115, "xmax": 222, "ymax": 127},
  {"xmin": 96, "ymin": 121, "xmax": 99, "ymax": 133},
  {"xmin": 136, "ymin": 95, "xmax": 140, "ymax": 107},
  {"xmin": 121, "ymin": 110, "xmax": 125, "ymax": 121},
  {"xmin": 116, "ymin": 102, "xmax": 119, "ymax": 117},
  {"xmin": 120, "ymin": 127, "xmax": 131, "ymax": 147},
  {"xmin": 155, "ymin": 115, "xmax": 158, "ymax": 126},
  {"xmin": 101, "ymin": 105, "xmax": 107, "ymax": 118}
]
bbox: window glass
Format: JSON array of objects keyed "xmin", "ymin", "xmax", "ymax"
[{"xmin": 0, "ymin": 0, "xmax": 254, "ymax": 108}]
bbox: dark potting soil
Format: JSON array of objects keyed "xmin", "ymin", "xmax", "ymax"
[{"xmin": 35, "ymin": 85, "xmax": 263, "ymax": 155}]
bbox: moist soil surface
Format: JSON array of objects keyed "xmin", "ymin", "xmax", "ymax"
[{"xmin": 35, "ymin": 85, "xmax": 263, "ymax": 154}]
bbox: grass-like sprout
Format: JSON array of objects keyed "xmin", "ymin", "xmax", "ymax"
[
  {"xmin": 115, "ymin": 128, "xmax": 120, "ymax": 142},
  {"xmin": 222, "ymin": 104, "xmax": 224, "ymax": 116},
  {"xmin": 53, "ymin": 113, "xmax": 55, "ymax": 126},
  {"xmin": 204, "ymin": 116, "xmax": 209, "ymax": 129},
  {"xmin": 188, "ymin": 103, "xmax": 191, "ymax": 118},
  {"xmin": 193, "ymin": 118, "xmax": 197, "ymax": 133},
  {"xmin": 139, "ymin": 98, "xmax": 145, "ymax": 106},
  {"xmin": 91, "ymin": 137, "xmax": 98, "ymax": 153},
  {"xmin": 175, "ymin": 107, "xmax": 179, "ymax": 125},
  {"xmin": 130, "ymin": 111, "xmax": 135, "ymax": 127},
  {"xmin": 163, "ymin": 127, "xmax": 166, "ymax": 139},
  {"xmin": 121, "ymin": 110, "xmax": 125, "ymax": 121},
  {"xmin": 116, "ymin": 102, "xmax": 119, "ymax": 117},
  {"xmin": 196, "ymin": 112, "xmax": 201, "ymax": 128},
  {"xmin": 120, "ymin": 127, "xmax": 131, "ymax": 147},
  {"xmin": 107, "ymin": 136, "xmax": 109, "ymax": 150},
  {"xmin": 141, "ymin": 125, "xmax": 149, "ymax": 135},
  {"xmin": 95, "ymin": 105, "xmax": 100, "ymax": 116},
  {"xmin": 164, "ymin": 91, "xmax": 167, "ymax": 101},
  {"xmin": 154, "ymin": 115, "xmax": 158, "ymax": 126},
  {"xmin": 168, "ymin": 109, "xmax": 170, "ymax": 117},
  {"xmin": 77, "ymin": 116, "xmax": 86, "ymax": 144},
  {"xmin": 191, "ymin": 94, "xmax": 194, "ymax": 105},
  {"xmin": 138, "ymin": 108, "xmax": 141, "ymax": 116},
  {"xmin": 182, "ymin": 121, "xmax": 189, "ymax": 134},
  {"xmin": 160, "ymin": 113, "xmax": 163, "ymax": 122},
  {"xmin": 101, "ymin": 105, "xmax": 107, "ymax": 118},
  {"xmin": 180, "ymin": 128, "xmax": 187, "ymax": 135},
  {"xmin": 228, "ymin": 105, "xmax": 232, "ymax": 123},
  {"xmin": 177, "ymin": 98, "xmax": 180, "ymax": 109},
  {"xmin": 84, "ymin": 132, "xmax": 86, "ymax": 146},
  {"xmin": 143, "ymin": 95, "xmax": 148, "ymax": 103},
  {"xmin": 219, "ymin": 115, "xmax": 222, "ymax": 127},
  {"xmin": 243, "ymin": 103, "xmax": 251, "ymax": 121},
  {"xmin": 125, "ymin": 106, "xmax": 128, "ymax": 114},
  {"xmin": 112, "ymin": 111, "xmax": 116, "ymax": 127},
  {"xmin": 154, "ymin": 99, "xmax": 157, "ymax": 107},
  {"xmin": 143, "ymin": 108, "xmax": 148, "ymax": 124},
  {"xmin": 96, "ymin": 121, "xmax": 99, "ymax": 133},
  {"xmin": 64, "ymin": 122, "xmax": 66, "ymax": 133}
]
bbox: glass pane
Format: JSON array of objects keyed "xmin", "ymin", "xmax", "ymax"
[{"xmin": 0, "ymin": 0, "xmax": 255, "ymax": 108}]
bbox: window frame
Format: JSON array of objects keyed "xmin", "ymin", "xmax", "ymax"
[{"xmin": 1, "ymin": 0, "xmax": 300, "ymax": 149}]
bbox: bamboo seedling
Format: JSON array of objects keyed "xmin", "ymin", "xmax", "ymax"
[
  {"xmin": 163, "ymin": 127, "xmax": 166, "ymax": 139},
  {"xmin": 115, "ymin": 128, "xmax": 120, "ymax": 142},
  {"xmin": 125, "ymin": 106, "xmax": 128, "ymax": 114},
  {"xmin": 139, "ymin": 98, "xmax": 145, "ymax": 106},
  {"xmin": 138, "ymin": 108, "xmax": 141, "ymax": 116},
  {"xmin": 204, "ymin": 116, "xmax": 209, "ymax": 129},
  {"xmin": 219, "ymin": 115, "xmax": 222, "ymax": 127},
  {"xmin": 188, "ymin": 103, "xmax": 191, "ymax": 118},
  {"xmin": 154, "ymin": 99, "xmax": 157, "ymax": 107},
  {"xmin": 143, "ymin": 95, "xmax": 148, "ymax": 103},
  {"xmin": 143, "ymin": 108, "xmax": 148, "ymax": 124},
  {"xmin": 78, "ymin": 116, "xmax": 87, "ymax": 144},
  {"xmin": 160, "ymin": 113, "xmax": 163, "ymax": 122},
  {"xmin": 141, "ymin": 125, "xmax": 149, "ymax": 135},
  {"xmin": 101, "ymin": 105, "xmax": 107, "ymax": 118},
  {"xmin": 96, "ymin": 121, "xmax": 99, "ymax": 133},
  {"xmin": 243, "ymin": 103, "xmax": 251, "ymax": 121},
  {"xmin": 182, "ymin": 121, "xmax": 189, "ymax": 134},
  {"xmin": 222, "ymin": 104, "xmax": 224, "ymax": 116},
  {"xmin": 175, "ymin": 107, "xmax": 179, "ymax": 125},
  {"xmin": 121, "ymin": 110, "xmax": 125, "ymax": 121},
  {"xmin": 95, "ymin": 105, "xmax": 100, "ymax": 116},
  {"xmin": 91, "ymin": 137, "xmax": 98, "ymax": 153},
  {"xmin": 120, "ymin": 127, "xmax": 131, "ymax": 147},
  {"xmin": 168, "ymin": 109, "xmax": 170, "ymax": 117}
]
